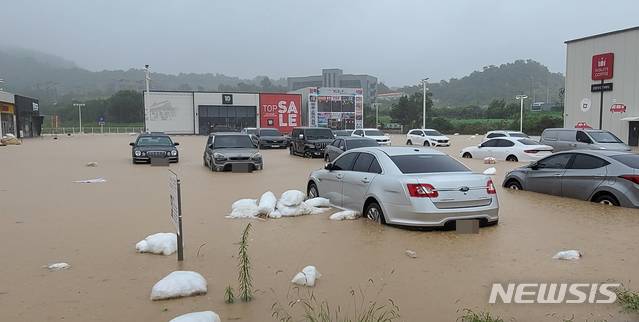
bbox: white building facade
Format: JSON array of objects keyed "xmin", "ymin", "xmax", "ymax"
[{"xmin": 565, "ymin": 26, "xmax": 639, "ymax": 146}]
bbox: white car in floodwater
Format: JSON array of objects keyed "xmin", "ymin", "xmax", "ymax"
[
  {"xmin": 352, "ymin": 128, "xmax": 392, "ymax": 146},
  {"xmin": 306, "ymin": 146, "xmax": 499, "ymax": 227},
  {"xmin": 405, "ymin": 128, "xmax": 450, "ymax": 147},
  {"xmin": 460, "ymin": 137, "xmax": 553, "ymax": 162}
]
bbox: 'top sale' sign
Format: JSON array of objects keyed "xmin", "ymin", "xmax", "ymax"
[{"xmin": 259, "ymin": 93, "xmax": 301, "ymax": 134}]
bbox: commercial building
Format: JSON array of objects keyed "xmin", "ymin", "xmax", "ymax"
[
  {"xmin": 144, "ymin": 91, "xmax": 301, "ymax": 135},
  {"xmin": 0, "ymin": 91, "xmax": 42, "ymax": 138},
  {"xmin": 287, "ymin": 68, "xmax": 378, "ymax": 104},
  {"xmin": 291, "ymin": 87, "xmax": 364, "ymax": 130},
  {"xmin": 565, "ymin": 26, "xmax": 639, "ymax": 146}
]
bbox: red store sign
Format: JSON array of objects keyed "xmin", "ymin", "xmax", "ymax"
[
  {"xmin": 592, "ymin": 53, "xmax": 614, "ymax": 80},
  {"xmin": 259, "ymin": 93, "xmax": 301, "ymax": 134},
  {"xmin": 610, "ymin": 104, "xmax": 626, "ymax": 113}
]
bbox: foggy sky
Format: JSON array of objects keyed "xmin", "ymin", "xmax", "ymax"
[{"xmin": 4, "ymin": 0, "xmax": 638, "ymax": 86}]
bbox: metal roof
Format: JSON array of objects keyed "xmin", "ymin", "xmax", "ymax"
[{"xmin": 565, "ymin": 26, "xmax": 639, "ymax": 44}]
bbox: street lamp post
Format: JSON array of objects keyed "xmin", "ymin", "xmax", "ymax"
[
  {"xmin": 0, "ymin": 79, "xmax": 4, "ymax": 136},
  {"xmin": 421, "ymin": 78, "xmax": 429, "ymax": 129},
  {"xmin": 73, "ymin": 103, "xmax": 85, "ymax": 134},
  {"xmin": 515, "ymin": 95, "xmax": 528, "ymax": 132},
  {"xmin": 144, "ymin": 65, "xmax": 150, "ymax": 133}
]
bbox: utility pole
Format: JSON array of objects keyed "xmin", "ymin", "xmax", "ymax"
[
  {"xmin": 144, "ymin": 65, "xmax": 150, "ymax": 133},
  {"xmin": 421, "ymin": 78, "xmax": 429, "ymax": 129},
  {"xmin": 73, "ymin": 103, "xmax": 85, "ymax": 134},
  {"xmin": 0, "ymin": 79, "xmax": 4, "ymax": 136},
  {"xmin": 515, "ymin": 95, "xmax": 528, "ymax": 132}
]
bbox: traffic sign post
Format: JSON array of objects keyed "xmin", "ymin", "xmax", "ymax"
[
  {"xmin": 591, "ymin": 53, "xmax": 614, "ymax": 130},
  {"xmin": 98, "ymin": 116, "xmax": 106, "ymax": 134},
  {"xmin": 168, "ymin": 170, "xmax": 184, "ymax": 261}
]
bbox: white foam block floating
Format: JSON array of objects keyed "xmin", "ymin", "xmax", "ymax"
[
  {"xmin": 136, "ymin": 233, "xmax": 177, "ymax": 256},
  {"xmin": 170, "ymin": 311, "xmax": 221, "ymax": 322},
  {"xmin": 279, "ymin": 190, "xmax": 305, "ymax": 207},
  {"xmin": 552, "ymin": 250, "xmax": 582, "ymax": 260},
  {"xmin": 227, "ymin": 198, "xmax": 259, "ymax": 219},
  {"xmin": 73, "ymin": 177, "xmax": 107, "ymax": 184},
  {"xmin": 150, "ymin": 271, "xmax": 207, "ymax": 300},
  {"xmin": 291, "ymin": 265, "xmax": 321, "ymax": 287},
  {"xmin": 305, "ymin": 197, "xmax": 330, "ymax": 208},
  {"xmin": 329, "ymin": 210, "xmax": 360, "ymax": 221},
  {"xmin": 483, "ymin": 167, "xmax": 496, "ymax": 175},
  {"xmin": 46, "ymin": 263, "xmax": 71, "ymax": 271}
]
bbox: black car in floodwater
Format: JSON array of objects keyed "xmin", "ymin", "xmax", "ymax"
[
  {"xmin": 256, "ymin": 128, "xmax": 289, "ymax": 149},
  {"xmin": 289, "ymin": 127, "xmax": 335, "ymax": 158},
  {"xmin": 130, "ymin": 132, "xmax": 179, "ymax": 163}
]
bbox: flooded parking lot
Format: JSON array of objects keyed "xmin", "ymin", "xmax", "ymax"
[{"xmin": 0, "ymin": 134, "xmax": 637, "ymax": 321}]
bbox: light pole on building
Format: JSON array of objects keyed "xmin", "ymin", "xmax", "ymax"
[
  {"xmin": 0, "ymin": 79, "xmax": 4, "ymax": 135},
  {"xmin": 421, "ymin": 78, "xmax": 429, "ymax": 129},
  {"xmin": 73, "ymin": 103, "xmax": 85, "ymax": 133},
  {"xmin": 515, "ymin": 95, "xmax": 528, "ymax": 132}
]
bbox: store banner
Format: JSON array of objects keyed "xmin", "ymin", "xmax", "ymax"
[
  {"xmin": 309, "ymin": 88, "xmax": 318, "ymax": 127},
  {"xmin": 259, "ymin": 93, "xmax": 301, "ymax": 134},
  {"xmin": 354, "ymin": 95, "xmax": 364, "ymax": 129}
]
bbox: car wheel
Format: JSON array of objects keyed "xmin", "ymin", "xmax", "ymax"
[
  {"xmin": 289, "ymin": 146, "xmax": 294, "ymax": 155},
  {"xmin": 424, "ymin": 141, "xmax": 430, "ymax": 147},
  {"xmin": 505, "ymin": 179, "xmax": 522, "ymax": 190},
  {"xmin": 307, "ymin": 182, "xmax": 319, "ymax": 199},
  {"xmin": 406, "ymin": 139, "xmax": 412, "ymax": 145},
  {"xmin": 209, "ymin": 157, "xmax": 215, "ymax": 171},
  {"xmin": 365, "ymin": 202, "xmax": 385, "ymax": 224},
  {"xmin": 462, "ymin": 152, "xmax": 472, "ymax": 158},
  {"xmin": 304, "ymin": 150, "xmax": 313, "ymax": 158},
  {"xmin": 593, "ymin": 194, "xmax": 620, "ymax": 206},
  {"xmin": 506, "ymin": 155, "xmax": 518, "ymax": 162}
]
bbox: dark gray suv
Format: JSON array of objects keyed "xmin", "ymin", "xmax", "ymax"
[{"xmin": 289, "ymin": 127, "xmax": 335, "ymax": 158}]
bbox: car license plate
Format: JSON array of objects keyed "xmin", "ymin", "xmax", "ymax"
[{"xmin": 271, "ymin": 145, "xmax": 279, "ymax": 148}]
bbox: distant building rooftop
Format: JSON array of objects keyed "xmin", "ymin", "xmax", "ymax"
[{"xmin": 565, "ymin": 26, "xmax": 639, "ymax": 44}]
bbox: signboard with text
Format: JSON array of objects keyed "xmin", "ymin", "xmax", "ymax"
[
  {"xmin": 259, "ymin": 93, "xmax": 301, "ymax": 134},
  {"xmin": 591, "ymin": 83, "xmax": 613, "ymax": 92},
  {"xmin": 592, "ymin": 53, "xmax": 614, "ymax": 80}
]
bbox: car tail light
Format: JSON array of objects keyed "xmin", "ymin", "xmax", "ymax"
[
  {"xmin": 486, "ymin": 179, "xmax": 497, "ymax": 194},
  {"xmin": 407, "ymin": 183, "xmax": 438, "ymax": 198},
  {"xmin": 524, "ymin": 150, "xmax": 538, "ymax": 153},
  {"xmin": 619, "ymin": 175, "xmax": 639, "ymax": 184}
]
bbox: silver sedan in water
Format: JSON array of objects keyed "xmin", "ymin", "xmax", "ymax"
[
  {"xmin": 503, "ymin": 150, "xmax": 639, "ymax": 208},
  {"xmin": 307, "ymin": 147, "xmax": 499, "ymax": 227}
]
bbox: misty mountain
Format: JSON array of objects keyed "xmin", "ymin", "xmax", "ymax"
[
  {"xmin": 397, "ymin": 59, "xmax": 565, "ymax": 108},
  {"xmin": 0, "ymin": 47, "xmax": 286, "ymax": 106}
]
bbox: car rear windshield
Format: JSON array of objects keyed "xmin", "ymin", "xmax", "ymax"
[
  {"xmin": 390, "ymin": 154, "xmax": 470, "ymax": 174},
  {"xmin": 509, "ymin": 132, "xmax": 528, "ymax": 138},
  {"xmin": 214, "ymin": 135, "xmax": 255, "ymax": 148},
  {"xmin": 333, "ymin": 130, "xmax": 351, "ymax": 136},
  {"xmin": 259, "ymin": 129, "xmax": 281, "ymax": 136},
  {"xmin": 348, "ymin": 139, "xmax": 379, "ymax": 149},
  {"xmin": 137, "ymin": 136, "xmax": 173, "ymax": 146},
  {"xmin": 588, "ymin": 131, "xmax": 622, "ymax": 143},
  {"xmin": 610, "ymin": 154, "xmax": 639, "ymax": 169},
  {"xmin": 305, "ymin": 129, "xmax": 334, "ymax": 139},
  {"xmin": 365, "ymin": 130, "xmax": 385, "ymax": 136},
  {"xmin": 518, "ymin": 139, "xmax": 540, "ymax": 145},
  {"xmin": 423, "ymin": 130, "xmax": 443, "ymax": 136}
]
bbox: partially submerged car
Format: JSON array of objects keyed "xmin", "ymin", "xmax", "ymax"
[
  {"xmin": 539, "ymin": 128, "xmax": 631, "ymax": 152},
  {"xmin": 203, "ymin": 133, "xmax": 263, "ymax": 171},
  {"xmin": 307, "ymin": 147, "xmax": 499, "ymax": 227},
  {"xmin": 256, "ymin": 128, "xmax": 289, "ymax": 149},
  {"xmin": 324, "ymin": 136, "xmax": 379, "ymax": 162},
  {"xmin": 289, "ymin": 127, "xmax": 335, "ymax": 158},
  {"xmin": 460, "ymin": 137, "xmax": 553, "ymax": 162},
  {"xmin": 130, "ymin": 132, "xmax": 179, "ymax": 163},
  {"xmin": 406, "ymin": 128, "xmax": 450, "ymax": 147},
  {"xmin": 352, "ymin": 128, "xmax": 391, "ymax": 145},
  {"xmin": 503, "ymin": 150, "xmax": 639, "ymax": 208}
]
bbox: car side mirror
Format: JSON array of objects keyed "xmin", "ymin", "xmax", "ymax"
[
  {"xmin": 129, "ymin": 142, "xmax": 135, "ymax": 146},
  {"xmin": 477, "ymin": 144, "xmax": 482, "ymax": 148},
  {"xmin": 339, "ymin": 146, "xmax": 345, "ymax": 150},
  {"xmin": 530, "ymin": 162, "xmax": 539, "ymax": 170},
  {"xmin": 298, "ymin": 134, "xmax": 304, "ymax": 139},
  {"xmin": 324, "ymin": 163, "xmax": 333, "ymax": 171},
  {"xmin": 208, "ymin": 144, "xmax": 214, "ymax": 149},
  {"xmin": 173, "ymin": 142, "xmax": 179, "ymax": 146}
]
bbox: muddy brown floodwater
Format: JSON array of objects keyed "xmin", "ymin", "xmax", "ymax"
[{"xmin": 0, "ymin": 134, "xmax": 638, "ymax": 322}]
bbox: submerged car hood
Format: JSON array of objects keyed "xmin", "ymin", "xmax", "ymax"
[
  {"xmin": 135, "ymin": 145, "xmax": 176, "ymax": 152},
  {"xmin": 212, "ymin": 147, "xmax": 259, "ymax": 156},
  {"xmin": 260, "ymin": 135, "xmax": 288, "ymax": 141}
]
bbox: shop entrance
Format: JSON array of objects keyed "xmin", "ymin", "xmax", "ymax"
[
  {"xmin": 198, "ymin": 105, "xmax": 256, "ymax": 134},
  {"xmin": 628, "ymin": 121, "xmax": 639, "ymax": 146}
]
